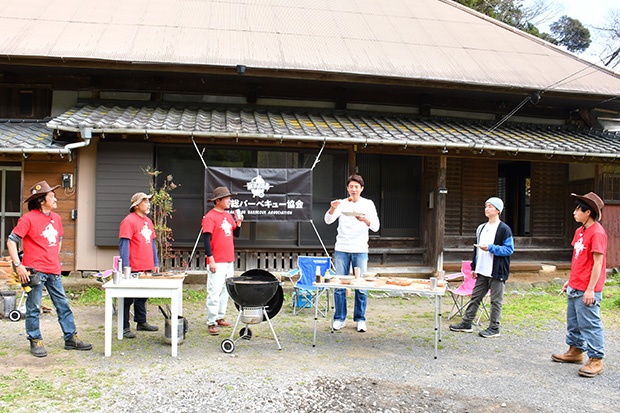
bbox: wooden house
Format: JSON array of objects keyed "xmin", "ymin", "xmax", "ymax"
[{"xmin": 2, "ymin": 0, "xmax": 620, "ymax": 274}]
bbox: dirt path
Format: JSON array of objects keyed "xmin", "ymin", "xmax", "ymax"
[{"xmin": 1, "ymin": 287, "xmax": 618, "ymax": 412}]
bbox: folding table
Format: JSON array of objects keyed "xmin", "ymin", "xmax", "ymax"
[{"xmin": 312, "ymin": 279, "xmax": 446, "ymax": 358}]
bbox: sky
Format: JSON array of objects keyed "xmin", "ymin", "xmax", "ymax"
[{"xmin": 523, "ymin": 0, "xmax": 619, "ymax": 66}]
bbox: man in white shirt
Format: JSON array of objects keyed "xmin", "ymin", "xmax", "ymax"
[
  {"xmin": 324, "ymin": 175, "xmax": 380, "ymax": 332},
  {"xmin": 449, "ymin": 197, "xmax": 514, "ymax": 338}
]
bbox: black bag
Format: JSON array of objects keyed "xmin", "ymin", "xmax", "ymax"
[{"xmin": 21, "ymin": 271, "xmax": 41, "ymax": 288}]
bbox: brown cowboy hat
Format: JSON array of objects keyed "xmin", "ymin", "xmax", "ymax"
[
  {"xmin": 571, "ymin": 192, "xmax": 604, "ymax": 221},
  {"xmin": 208, "ymin": 186, "xmax": 237, "ymax": 202},
  {"xmin": 24, "ymin": 181, "xmax": 60, "ymax": 203}
]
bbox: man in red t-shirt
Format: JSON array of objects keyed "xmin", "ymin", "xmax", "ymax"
[
  {"xmin": 7, "ymin": 181, "xmax": 92, "ymax": 357},
  {"xmin": 202, "ymin": 186, "xmax": 243, "ymax": 335},
  {"xmin": 552, "ymin": 192, "xmax": 607, "ymax": 377},
  {"xmin": 119, "ymin": 192, "xmax": 160, "ymax": 338}
]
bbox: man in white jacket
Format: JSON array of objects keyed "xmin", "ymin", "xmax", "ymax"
[{"xmin": 325, "ymin": 174, "xmax": 380, "ymax": 332}]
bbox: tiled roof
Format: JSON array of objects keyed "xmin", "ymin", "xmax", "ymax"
[
  {"xmin": 0, "ymin": 120, "xmax": 67, "ymax": 152},
  {"xmin": 48, "ymin": 104, "xmax": 620, "ymax": 158},
  {"xmin": 1, "ymin": 0, "xmax": 620, "ymax": 95}
]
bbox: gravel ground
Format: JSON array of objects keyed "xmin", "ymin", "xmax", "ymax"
[{"xmin": 1, "ymin": 287, "xmax": 618, "ymax": 412}]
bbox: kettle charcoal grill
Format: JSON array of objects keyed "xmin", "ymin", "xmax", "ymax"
[{"xmin": 221, "ymin": 269, "xmax": 283, "ymax": 353}]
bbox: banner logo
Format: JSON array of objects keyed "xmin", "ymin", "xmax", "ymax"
[{"xmin": 245, "ymin": 174, "xmax": 272, "ymax": 198}]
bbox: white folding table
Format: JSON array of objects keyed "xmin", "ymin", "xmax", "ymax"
[
  {"xmin": 312, "ymin": 279, "xmax": 446, "ymax": 358},
  {"xmin": 103, "ymin": 277, "xmax": 185, "ymax": 357}
]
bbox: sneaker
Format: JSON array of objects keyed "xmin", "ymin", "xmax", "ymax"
[
  {"xmin": 216, "ymin": 319, "xmax": 232, "ymax": 327},
  {"xmin": 332, "ymin": 319, "xmax": 346, "ymax": 331},
  {"xmin": 449, "ymin": 321, "xmax": 473, "ymax": 333},
  {"xmin": 479, "ymin": 328, "xmax": 501, "ymax": 338},
  {"xmin": 208, "ymin": 324, "xmax": 219, "ymax": 335},
  {"xmin": 64, "ymin": 334, "xmax": 93, "ymax": 351},
  {"xmin": 136, "ymin": 322, "xmax": 159, "ymax": 331},
  {"xmin": 357, "ymin": 320, "xmax": 367, "ymax": 333},
  {"xmin": 123, "ymin": 328, "xmax": 136, "ymax": 339},
  {"xmin": 29, "ymin": 339, "xmax": 47, "ymax": 358}
]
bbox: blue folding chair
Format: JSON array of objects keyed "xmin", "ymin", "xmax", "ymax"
[{"xmin": 283, "ymin": 256, "xmax": 332, "ymax": 316}]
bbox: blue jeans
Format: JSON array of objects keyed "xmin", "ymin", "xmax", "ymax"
[
  {"xmin": 333, "ymin": 251, "xmax": 368, "ymax": 322},
  {"xmin": 26, "ymin": 271, "xmax": 77, "ymax": 342},
  {"xmin": 565, "ymin": 286, "xmax": 605, "ymax": 359}
]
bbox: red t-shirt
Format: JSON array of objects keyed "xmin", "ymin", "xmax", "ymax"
[
  {"xmin": 201, "ymin": 209, "xmax": 237, "ymax": 263},
  {"xmin": 119, "ymin": 212, "xmax": 156, "ymax": 272},
  {"xmin": 13, "ymin": 209, "xmax": 64, "ymax": 274},
  {"xmin": 569, "ymin": 222, "xmax": 607, "ymax": 292}
]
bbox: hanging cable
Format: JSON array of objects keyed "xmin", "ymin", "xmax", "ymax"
[
  {"xmin": 311, "ymin": 137, "xmax": 327, "ymax": 170},
  {"xmin": 185, "ymin": 134, "xmax": 209, "ymax": 271},
  {"xmin": 192, "ymin": 135, "xmax": 208, "ymax": 169},
  {"xmin": 480, "ymin": 48, "xmax": 620, "ymax": 139}
]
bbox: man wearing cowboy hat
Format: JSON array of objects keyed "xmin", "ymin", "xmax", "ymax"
[
  {"xmin": 202, "ymin": 186, "xmax": 243, "ymax": 335},
  {"xmin": 118, "ymin": 192, "xmax": 160, "ymax": 338},
  {"xmin": 552, "ymin": 192, "xmax": 607, "ymax": 377},
  {"xmin": 7, "ymin": 181, "xmax": 92, "ymax": 357}
]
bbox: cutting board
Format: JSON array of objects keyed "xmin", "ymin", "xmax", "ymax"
[{"xmin": 138, "ymin": 273, "xmax": 185, "ymax": 279}]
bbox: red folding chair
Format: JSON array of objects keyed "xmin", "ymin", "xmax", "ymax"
[{"xmin": 446, "ymin": 261, "xmax": 490, "ymax": 325}]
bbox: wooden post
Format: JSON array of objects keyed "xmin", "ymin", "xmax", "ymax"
[{"xmin": 432, "ymin": 155, "xmax": 447, "ymax": 277}]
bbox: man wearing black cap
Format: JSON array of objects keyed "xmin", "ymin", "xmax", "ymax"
[
  {"xmin": 7, "ymin": 181, "xmax": 92, "ymax": 357},
  {"xmin": 202, "ymin": 186, "xmax": 243, "ymax": 335},
  {"xmin": 119, "ymin": 192, "xmax": 160, "ymax": 338},
  {"xmin": 552, "ymin": 192, "xmax": 607, "ymax": 378}
]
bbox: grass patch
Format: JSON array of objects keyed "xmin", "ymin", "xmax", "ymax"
[{"xmin": 75, "ymin": 287, "xmax": 105, "ymax": 305}]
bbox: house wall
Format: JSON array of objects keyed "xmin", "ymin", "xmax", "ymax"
[
  {"xmin": 75, "ymin": 138, "xmax": 116, "ymax": 272},
  {"xmin": 23, "ymin": 157, "xmax": 77, "ymax": 272},
  {"xmin": 602, "ymin": 205, "xmax": 620, "ymax": 268}
]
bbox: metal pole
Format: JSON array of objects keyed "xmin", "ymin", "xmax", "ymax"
[
  {"xmin": 310, "ymin": 220, "xmax": 334, "ymax": 271},
  {"xmin": 184, "ymin": 227, "xmax": 204, "ymax": 274}
]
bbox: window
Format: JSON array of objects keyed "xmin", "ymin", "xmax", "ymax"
[
  {"xmin": 0, "ymin": 167, "xmax": 22, "ymax": 253},
  {"xmin": 0, "ymin": 87, "xmax": 51, "ymax": 119},
  {"xmin": 603, "ymin": 174, "xmax": 620, "ymax": 201}
]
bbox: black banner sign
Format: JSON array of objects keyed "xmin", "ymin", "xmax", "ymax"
[{"xmin": 205, "ymin": 167, "xmax": 313, "ymax": 222}]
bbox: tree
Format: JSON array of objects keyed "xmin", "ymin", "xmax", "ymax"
[
  {"xmin": 454, "ymin": 0, "xmax": 590, "ymax": 53},
  {"xmin": 143, "ymin": 166, "xmax": 179, "ymax": 271},
  {"xmin": 548, "ymin": 15, "xmax": 591, "ymax": 53},
  {"xmin": 594, "ymin": 10, "xmax": 620, "ymax": 68}
]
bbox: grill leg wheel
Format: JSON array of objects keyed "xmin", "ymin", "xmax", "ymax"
[
  {"xmin": 239, "ymin": 327, "xmax": 252, "ymax": 340},
  {"xmin": 221, "ymin": 339, "xmax": 235, "ymax": 353},
  {"xmin": 9, "ymin": 310, "xmax": 22, "ymax": 322}
]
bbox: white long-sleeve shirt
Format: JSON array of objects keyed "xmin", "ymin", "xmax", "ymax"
[{"xmin": 324, "ymin": 196, "xmax": 380, "ymax": 253}]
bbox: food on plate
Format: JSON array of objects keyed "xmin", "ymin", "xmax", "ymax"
[
  {"xmin": 348, "ymin": 197, "xmax": 353, "ymax": 201},
  {"xmin": 385, "ymin": 277, "xmax": 414, "ymax": 287}
]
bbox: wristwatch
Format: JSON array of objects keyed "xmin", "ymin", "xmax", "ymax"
[{"xmin": 13, "ymin": 261, "xmax": 21, "ymax": 267}]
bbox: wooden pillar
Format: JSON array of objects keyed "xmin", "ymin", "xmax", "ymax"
[
  {"xmin": 432, "ymin": 155, "xmax": 447, "ymax": 277},
  {"xmin": 349, "ymin": 145, "xmax": 357, "ymax": 175}
]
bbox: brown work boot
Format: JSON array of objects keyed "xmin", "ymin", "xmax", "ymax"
[
  {"xmin": 579, "ymin": 358, "xmax": 603, "ymax": 377},
  {"xmin": 551, "ymin": 345, "xmax": 584, "ymax": 363}
]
